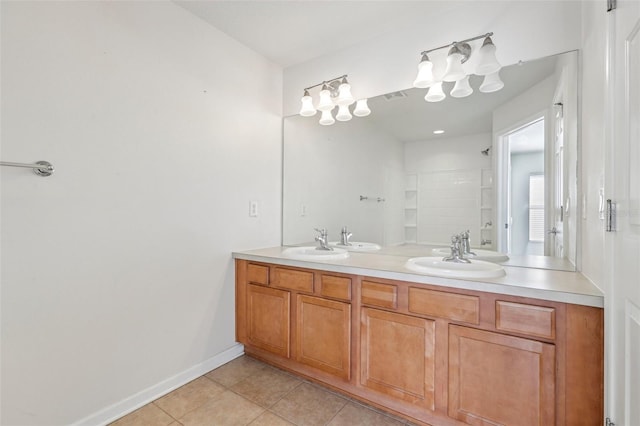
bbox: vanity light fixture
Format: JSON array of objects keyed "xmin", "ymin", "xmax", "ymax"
[
  {"xmin": 413, "ymin": 32, "xmax": 502, "ymax": 102},
  {"xmin": 413, "ymin": 53, "xmax": 435, "ymax": 88},
  {"xmin": 353, "ymin": 99, "xmax": 371, "ymax": 117},
  {"xmin": 450, "ymin": 75, "xmax": 473, "ymax": 98},
  {"xmin": 479, "ymin": 71, "xmax": 504, "ymax": 93},
  {"xmin": 299, "ymin": 75, "xmax": 369, "ymax": 125},
  {"xmin": 336, "ymin": 104, "xmax": 353, "ymax": 121},
  {"xmin": 317, "ymin": 84, "xmax": 335, "ymax": 111},
  {"xmin": 475, "ymin": 36, "xmax": 501, "ymax": 75},
  {"xmin": 443, "ymin": 43, "xmax": 470, "ymax": 82},
  {"xmin": 433, "ymin": 129, "xmax": 445, "ymax": 134},
  {"xmin": 425, "ymin": 81, "xmax": 446, "ymax": 102},
  {"xmin": 319, "ymin": 109, "xmax": 335, "ymax": 126},
  {"xmin": 299, "ymin": 89, "xmax": 316, "ymax": 116}
]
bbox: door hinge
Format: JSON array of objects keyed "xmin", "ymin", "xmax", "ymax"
[
  {"xmin": 606, "ymin": 417, "xmax": 615, "ymax": 426},
  {"xmin": 606, "ymin": 199, "xmax": 616, "ymax": 232},
  {"xmin": 608, "ymin": 0, "xmax": 617, "ymax": 12}
]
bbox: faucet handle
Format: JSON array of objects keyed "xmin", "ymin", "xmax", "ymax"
[{"xmin": 314, "ymin": 228, "xmax": 328, "ymax": 239}]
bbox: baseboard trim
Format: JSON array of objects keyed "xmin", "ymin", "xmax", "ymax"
[{"xmin": 71, "ymin": 343, "xmax": 245, "ymax": 426}]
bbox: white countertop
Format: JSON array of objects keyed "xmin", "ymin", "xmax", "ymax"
[{"xmin": 233, "ymin": 246, "xmax": 604, "ymax": 308}]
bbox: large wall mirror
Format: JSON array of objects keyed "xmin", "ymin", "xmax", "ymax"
[{"xmin": 283, "ymin": 50, "xmax": 578, "ymax": 271}]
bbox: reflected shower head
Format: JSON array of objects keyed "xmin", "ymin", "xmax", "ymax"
[{"xmin": 481, "ymin": 147, "xmax": 491, "ymax": 156}]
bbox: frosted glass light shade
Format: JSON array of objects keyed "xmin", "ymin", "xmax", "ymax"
[
  {"xmin": 450, "ymin": 75, "xmax": 473, "ymax": 98},
  {"xmin": 317, "ymin": 86, "xmax": 334, "ymax": 111},
  {"xmin": 336, "ymin": 82, "xmax": 355, "ymax": 106},
  {"xmin": 336, "ymin": 104, "xmax": 352, "ymax": 121},
  {"xmin": 443, "ymin": 52, "xmax": 466, "ymax": 82},
  {"xmin": 413, "ymin": 55, "xmax": 435, "ymax": 88},
  {"xmin": 299, "ymin": 91, "xmax": 317, "ymax": 116},
  {"xmin": 353, "ymin": 99, "xmax": 371, "ymax": 117},
  {"xmin": 319, "ymin": 109, "xmax": 335, "ymax": 125},
  {"xmin": 475, "ymin": 37, "xmax": 501, "ymax": 76},
  {"xmin": 425, "ymin": 82, "xmax": 446, "ymax": 102},
  {"xmin": 479, "ymin": 71, "xmax": 504, "ymax": 93}
]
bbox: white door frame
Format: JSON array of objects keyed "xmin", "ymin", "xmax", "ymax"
[{"xmin": 604, "ymin": 1, "xmax": 640, "ymax": 424}]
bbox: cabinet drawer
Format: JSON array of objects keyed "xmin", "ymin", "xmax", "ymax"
[
  {"xmin": 272, "ymin": 267, "xmax": 314, "ymax": 293},
  {"xmin": 247, "ymin": 263, "xmax": 269, "ymax": 285},
  {"xmin": 320, "ymin": 275, "xmax": 352, "ymax": 301},
  {"xmin": 496, "ymin": 301, "xmax": 556, "ymax": 339},
  {"xmin": 408, "ymin": 287, "xmax": 479, "ymax": 324},
  {"xmin": 361, "ymin": 281, "xmax": 397, "ymax": 309}
]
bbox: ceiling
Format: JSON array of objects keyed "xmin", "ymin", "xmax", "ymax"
[
  {"xmin": 176, "ymin": 1, "xmax": 564, "ymax": 142},
  {"xmin": 174, "ymin": 1, "xmax": 462, "ymax": 67}
]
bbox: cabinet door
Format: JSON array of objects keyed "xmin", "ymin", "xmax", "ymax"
[
  {"xmin": 360, "ymin": 307, "xmax": 435, "ymax": 411},
  {"xmin": 296, "ymin": 295, "xmax": 351, "ymax": 380},
  {"xmin": 246, "ymin": 284, "xmax": 290, "ymax": 358},
  {"xmin": 448, "ymin": 325, "xmax": 555, "ymax": 426}
]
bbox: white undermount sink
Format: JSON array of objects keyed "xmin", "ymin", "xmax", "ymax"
[
  {"xmin": 405, "ymin": 256, "xmax": 506, "ymax": 279},
  {"xmin": 282, "ymin": 246, "xmax": 350, "ymax": 260},
  {"xmin": 431, "ymin": 247, "xmax": 509, "ymax": 263},
  {"xmin": 329, "ymin": 241, "xmax": 381, "ymax": 251}
]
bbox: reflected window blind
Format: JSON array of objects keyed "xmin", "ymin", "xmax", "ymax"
[{"xmin": 529, "ymin": 174, "xmax": 545, "ymax": 242}]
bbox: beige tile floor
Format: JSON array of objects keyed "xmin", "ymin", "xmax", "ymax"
[{"xmin": 110, "ymin": 355, "xmax": 415, "ymax": 426}]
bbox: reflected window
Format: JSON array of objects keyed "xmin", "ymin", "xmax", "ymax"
[{"xmin": 529, "ymin": 174, "xmax": 545, "ymax": 242}]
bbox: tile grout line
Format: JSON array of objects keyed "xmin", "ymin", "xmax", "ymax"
[
  {"xmin": 149, "ymin": 402, "xmax": 181, "ymax": 424},
  {"xmin": 154, "ymin": 374, "xmax": 231, "ymax": 425},
  {"xmin": 140, "ymin": 356, "xmax": 416, "ymax": 426},
  {"xmin": 321, "ymin": 398, "xmax": 349, "ymax": 426}
]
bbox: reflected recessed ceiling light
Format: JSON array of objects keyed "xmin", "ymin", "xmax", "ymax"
[{"xmin": 433, "ymin": 130, "xmax": 445, "ymax": 134}]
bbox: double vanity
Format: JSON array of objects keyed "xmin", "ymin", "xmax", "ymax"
[
  {"xmin": 233, "ymin": 246, "xmax": 603, "ymax": 426},
  {"xmin": 262, "ymin": 47, "xmax": 592, "ymax": 426}
]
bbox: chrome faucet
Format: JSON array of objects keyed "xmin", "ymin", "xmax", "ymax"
[
  {"xmin": 314, "ymin": 228, "xmax": 332, "ymax": 251},
  {"xmin": 443, "ymin": 234, "xmax": 471, "ymax": 263},
  {"xmin": 460, "ymin": 230, "xmax": 476, "ymax": 257},
  {"xmin": 340, "ymin": 226, "xmax": 353, "ymax": 246}
]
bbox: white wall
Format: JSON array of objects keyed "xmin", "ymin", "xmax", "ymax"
[
  {"xmin": 283, "ymin": 1, "xmax": 582, "ymax": 116},
  {"xmin": 0, "ymin": 2, "xmax": 282, "ymax": 425},
  {"xmin": 283, "ymin": 115, "xmax": 404, "ymax": 246},
  {"xmin": 404, "ymin": 133, "xmax": 492, "ymax": 173},
  {"xmin": 492, "ymin": 75, "xmax": 556, "ymax": 135}
]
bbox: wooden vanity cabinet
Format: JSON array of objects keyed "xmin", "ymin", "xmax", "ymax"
[
  {"xmin": 360, "ymin": 307, "xmax": 436, "ymax": 412},
  {"xmin": 448, "ymin": 325, "xmax": 556, "ymax": 425},
  {"xmin": 236, "ymin": 260, "xmax": 352, "ymax": 381},
  {"xmin": 245, "ymin": 284, "xmax": 290, "ymax": 357},
  {"xmin": 235, "ymin": 259, "xmax": 603, "ymax": 426},
  {"xmin": 296, "ymin": 294, "xmax": 351, "ymax": 379}
]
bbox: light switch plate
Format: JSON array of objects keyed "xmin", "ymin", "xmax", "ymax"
[{"xmin": 249, "ymin": 201, "xmax": 258, "ymax": 217}]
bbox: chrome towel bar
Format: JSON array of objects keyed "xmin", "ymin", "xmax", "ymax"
[
  {"xmin": 359, "ymin": 195, "xmax": 386, "ymax": 202},
  {"xmin": 0, "ymin": 161, "xmax": 54, "ymax": 177}
]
